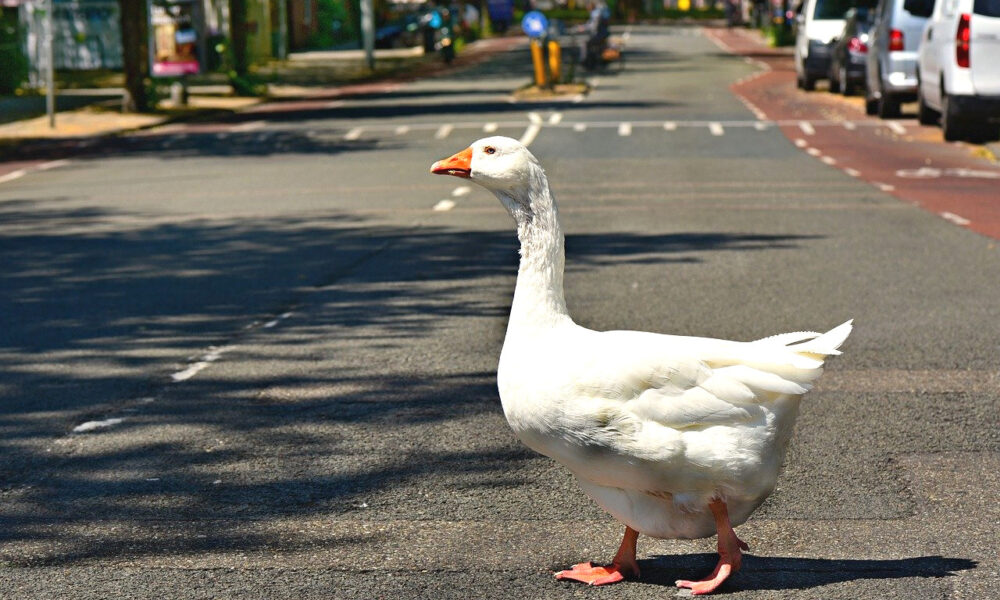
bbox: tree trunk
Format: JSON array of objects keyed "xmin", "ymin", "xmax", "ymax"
[
  {"xmin": 119, "ymin": 0, "xmax": 149, "ymax": 112},
  {"xmin": 230, "ymin": 0, "xmax": 248, "ymax": 77}
]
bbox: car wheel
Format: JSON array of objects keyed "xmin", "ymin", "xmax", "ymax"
[
  {"xmin": 864, "ymin": 92, "xmax": 878, "ymax": 115},
  {"xmin": 877, "ymin": 92, "xmax": 900, "ymax": 118},
  {"xmin": 801, "ymin": 73, "xmax": 816, "ymax": 91},
  {"xmin": 941, "ymin": 93, "xmax": 969, "ymax": 141},
  {"xmin": 828, "ymin": 66, "xmax": 841, "ymax": 93},
  {"xmin": 916, "ymin": 82, "xmax": 938, "ymax": 126},
  {"xmin": 840, "ymin": 66, "xmax": 854, "ymax": 96}
]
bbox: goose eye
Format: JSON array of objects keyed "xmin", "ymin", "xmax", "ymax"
[{"xmin": 484, "ymin": 146, "xmax": 496, "ymax": 155}]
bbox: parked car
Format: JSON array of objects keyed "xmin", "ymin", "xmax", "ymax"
[
  {"xmin": 908, "ymin": 0, "xmax": 1000, "ymax": 140},
  {"xmin": 794, "ymin": 0, "xmax": 858, "ymax": 90},
  {"xmin": 864, "ymin": 0, "xmax": 928, "ymax": 117},
  {"xmin": 828, "ymin": 7, "xmax": 875, "ymax": 95}
]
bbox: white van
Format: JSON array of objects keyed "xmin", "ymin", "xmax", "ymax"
[
  {"xmin": 908, "ymin": 0, "xmax": 1000, "ymax": 140},
  {"xmin": 795, "ymin": 0, "xmax": 856, "ymax": 89}
]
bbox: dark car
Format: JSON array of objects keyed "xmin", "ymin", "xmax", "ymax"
[{"xmin": 828, "ymin": 7, "xmax": 874, "ymax": 95}]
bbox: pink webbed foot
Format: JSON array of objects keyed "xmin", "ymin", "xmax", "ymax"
[
  {"xmin": 555, "ymin": 562, "xmax": 627, "ymax": 586},
  {"xmin": 675, "ymin": 499, "xmax": 746, "ymax": 595}
]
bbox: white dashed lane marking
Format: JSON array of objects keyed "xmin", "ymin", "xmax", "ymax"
[
  {"xmin": 434, "ymin": 124, "xmax": 453, "ymax": 139},
  {"xmin": 618, "ymin": 122, "xmax": 632, "ymax": 136},
  {"xmin": 344, "ymin": 127, "xmax": 363, "ymax": 141},
  {"xmin": 799, "ymin": 121, "xmax": 816, "ymax": 135},
  {"xmin": 708, "ymin": 122, "xmax": 724, "ymax": 136}
]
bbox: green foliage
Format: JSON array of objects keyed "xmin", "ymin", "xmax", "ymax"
[
  {"xmin": 0, "ymin": 10, "xmax": 27, "ymax": 94},
  {"xmin": 308, "ymin": 0, "xmax": 359, "ymax": 48},
  {"xmin": 764, "ymin": 22, "xmax": 794, "ymax": 46}
]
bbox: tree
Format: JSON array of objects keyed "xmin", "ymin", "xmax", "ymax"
[
  {"xmin": 229, "ymin": 0, "xmax": 248, "ymax": 77},
  {"xmin": 119, "ymin": 0, "xmax": 150, "ymax": 112}
]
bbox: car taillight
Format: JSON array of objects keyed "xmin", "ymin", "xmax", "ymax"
[
  {"xmin": 848, "ymin": 37, "xmax": 868, "ymax": 53},
  {"xmin": 956, "ymin": 13, "xmax": 971, "ymax": 68},
  {"xmin": 888, "ymin": 28, "xmax": 904, "ymax": 51}
]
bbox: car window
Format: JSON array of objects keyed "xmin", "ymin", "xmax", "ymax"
[
  {"xmin": 974, "ymin": 0, "xmax": 1000, "ymax": 16},
  {"xmin": 814, "ymin": 0, "xmax": 853, "ymax": 18}
]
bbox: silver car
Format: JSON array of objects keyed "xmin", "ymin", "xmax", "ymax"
[{"xmin": 864, "ymin": 0, "xmax": 928, "ymax": 117}]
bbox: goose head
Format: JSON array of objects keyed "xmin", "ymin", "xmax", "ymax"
[{"xmin": 431, "ymin": 136, "xmax": 548, "ymax": 223}]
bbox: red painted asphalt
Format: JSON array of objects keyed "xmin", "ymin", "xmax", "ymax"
[{"xmin": 705, "ymin": 26, "xmax": 1000, "ymax": 241}]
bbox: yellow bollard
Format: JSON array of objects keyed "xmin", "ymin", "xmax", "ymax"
[
  {"xmin": 547, "ymin": 39, "xmax": 561, "ymax": 84},
  {"xmin": 530, "ymin": 39, "xmax": 547, "ymax": 87}
]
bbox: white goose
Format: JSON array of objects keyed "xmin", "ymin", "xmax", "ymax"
[{"xmin": 431, "ymin": 137, "xmax": 852, "ymax": 595}]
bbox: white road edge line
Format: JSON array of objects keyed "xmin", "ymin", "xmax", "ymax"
[
  {"xmin": 663, "ymin": 121, "xmax": 677, "ymax": 131},
  {"xmin": 844, "ymin": 167, "xmax": 861, "ymax": 177}
]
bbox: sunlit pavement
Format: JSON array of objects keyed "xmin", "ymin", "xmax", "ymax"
[{"xmin": 1, "ymin": 25, "xmax": 998, "ymax": 599}]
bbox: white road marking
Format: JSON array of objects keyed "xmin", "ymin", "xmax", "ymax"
[
  {"xmin": 433, "ymin": 199, "xmax": 456, "ymax": 211},
  {"xmin": 886, "ymin": 121, "xmax": 907, "ymax": 135},
  {"xmin": 940, "ymin": 211, "xmax": 971, "ymax": 226},
  {"xmin": 844, "ymin": 167, "xmax": 861, "ymax": 177},
  {"xmin": 344, "ymin": 127, "xmax": 363, "ymax": 141},
  {"xmin": 663, "ymin": 121, "xmax": 677, "ymax": 131},
  {"xmin": 821, "ymin": 156, "xmax": 837, "ymax": 165},
  {"xmin": 528, "ymin": 112, "xmax": 542, "ymax": 125},
  {"xmin": 520, "ymin": 123, "xmax": 542, "ymax": 146},
  {"xmin": 72, "ymin": 418, "xmax": 124, "ymax": 433},
  {"xmin": 0, "ymin": 170, "xmax": 27, "ymax": 184},
  {"xmin": 548, "ymin": 112, "xmax": 563, "ymax": 125},
  {"xmin": 573, "ymin": 122, "xmax": 587, "ymax": 132},
  {"xmin": 451, "ymin": 186, "xmax": 471, "ymax": 197},
  {"xmin": 232, "ymin": 120, "xmax": 266, "ymax": 132},
  {"xmin": 843, "ymin": 121, "xmax": 857, "ymax": 131},
  {"xmin": 572, "ymin": 94, "xmax": 585, "ymax": 103},
  {"xmin": 807, "ymin": 148, "xmax": 822, "ymax": 156},
  {"xmin": 618, "ymin": 122, "xmax": 632, "ymax": 136},
  {"xmin": 709, "ymin": 122, "xmax": 724, "ymax": 136},
  {"xmin": 483, "ymin": 122, "xmax": 498, "ymax": 133},
  {"xmin": 434, "ymin": 124, "xmax": 453, "ymax": 139},
  {"xmin": 754, "ymin": 121, "xmax": 768, "ymax": 131},
  {"xmin": 37, "ymin": 159, "xmax": 71, "ymax": 171},
  {"xmin": 395, "ymin": 125, "xmax": 410, "ymax": 135},
  {"xmin": 799, "ymin": 121, "xmax": 816, "ymax": 135},
  {"xmin": 876, "ymin": 182, "xmax": 895, "ymax": 192},
  {"xmin": 794, "ymin": 138, "xmax": 808, "ymax": 148},
  {"xmin": 325, "ymin": 100, "xmax": 344, "ymax": 109},
  {"xmin": 171, "ymin": 362, "xmax": 210, "ymax": 382}
]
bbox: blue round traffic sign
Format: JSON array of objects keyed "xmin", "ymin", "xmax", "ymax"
[{"xmin": 521, "ymin": 11, "xmax": 549, "ymax": 38}]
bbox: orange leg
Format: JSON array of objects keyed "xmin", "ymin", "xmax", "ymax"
[
  {"xmin": 555, "ymin": 526, "xmax": 641, "ymax": 586},
  {"xmin": 675, "ymin": 499, "xmax": 749, "ymax": 595}
]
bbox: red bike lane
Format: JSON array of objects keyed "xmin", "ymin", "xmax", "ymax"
[{"xmin": 705, "ymin": 26, "xmax": 1000, "ymax": 241}]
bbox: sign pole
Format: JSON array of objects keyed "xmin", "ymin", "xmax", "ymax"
[
  {"xmin": 45, "ymin": 0, "xmax": 55, "ymax": 128},
  {"xmin": 361, "ymin": 0, "xmax": 375, "ymax": 71}
]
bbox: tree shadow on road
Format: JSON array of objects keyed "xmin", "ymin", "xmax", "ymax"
[{"xmin": 0, "ymin": 193, "xmax": 824, "ymax": 566}]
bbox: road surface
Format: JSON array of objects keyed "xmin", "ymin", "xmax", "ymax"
[{"xmin": 1, "ymin": 25, "xmax": 998, "ymax": 599}]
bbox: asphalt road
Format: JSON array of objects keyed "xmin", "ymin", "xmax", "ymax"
[{"xmin": 1, "ymin": 25, "xmax": 999, "ymax": 599}]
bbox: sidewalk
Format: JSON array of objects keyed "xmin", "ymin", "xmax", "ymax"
[{"xmin": 0, "ymin": 35, "xmax": 526, "ymax": 146}]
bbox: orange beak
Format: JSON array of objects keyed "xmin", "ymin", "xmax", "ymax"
[{"xmin": 430, "ymin": 147, "xmax": 473, "ymax": 179}]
